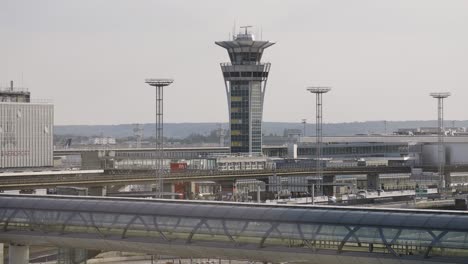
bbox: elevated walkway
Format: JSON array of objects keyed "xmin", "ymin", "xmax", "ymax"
[{"xmin": 1, "ymin": 194, "xmax": 468, "ymax": 263}]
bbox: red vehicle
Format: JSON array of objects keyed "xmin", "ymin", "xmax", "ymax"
[{"xmin": 170, "ymin": 162, "xmax": 187, "ymax": 173}]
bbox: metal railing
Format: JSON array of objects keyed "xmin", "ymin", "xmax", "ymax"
[
  {"xmin": 0, "ymin": 87, "xmax": 29, "ymax": 93},
  {"xmin": 220, "ymin": 62, "xmax": 269, "ymax": 66}
]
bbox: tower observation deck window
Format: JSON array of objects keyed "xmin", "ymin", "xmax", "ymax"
[{"xmin": 231, "ymin": 52, "xmax": 262, "ymax": 64}]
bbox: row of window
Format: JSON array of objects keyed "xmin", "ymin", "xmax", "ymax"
[
  {"xmin": 231, "ymin": 146, "xmax": 250, "ymax": 153},
  {"xmin": 231, "ymin": 89, "xmax": 250, "ymax": 96},
  {"xmin": 231, "ymin": 101, "xmax": 249, "ymax": 108},
  {"xmin": 231, "ymin": 112, "xmax": 249, "ymax": 119},
  {"xmin": 231, "ymin": 135, "xmax": 250, "ymax": 142},
  {"xmin": 231, "ymin": 141, "xmax": 245, "ymax": 147},
  {"xmin": 231, "ymin": 131, "xmax": 251, "ymax": 137},
  {"xmin": 115, "ymin": 151, "xmax": 226, "ymax": 159},
  {"xmin": 297, "ymin": 145, "xmax": 409, "ymax": 156},
  {"xmin": 223, "ymin": 72, "xmax": 269, "ymax": 78},
  {"xmin": 231, "ymin": 107, "xmax": 250, "ymax": 113},
  {"xmin": 231, "ymin": 124, "xmax": 249, "ymax": 130},
  {"xmin": 228, "ymin": 52, "xmax": 263, "ymax": 64}
]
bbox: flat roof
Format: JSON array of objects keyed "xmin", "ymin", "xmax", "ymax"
[
  {"xmin": 300, "ymin": 135, "xmax": 468, "ymax": 144},
  {"xmin": 0, "ymin": 169, "xmax": 103, "ymax": 177}
]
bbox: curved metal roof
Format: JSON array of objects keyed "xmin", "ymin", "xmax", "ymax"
[{"xmin": 1, "ymin": 194, "xmax": 467, "ymax": 232}]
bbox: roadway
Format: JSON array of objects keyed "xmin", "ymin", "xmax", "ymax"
[
  {"xmin": 0, "ymin": 166, "xmax": 413, "ymax": 190},
  {"xmin": 1, "ymin": 194, "xmax": 468, "ymax": 263},
  {"xmin": 1, "ymin": 165, "xmax": 467, "ymax": 191}
]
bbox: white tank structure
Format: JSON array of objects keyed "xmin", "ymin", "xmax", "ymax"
[{"xmin": 216, "ymin": 26, "xmax": 275, "ymax": 155}]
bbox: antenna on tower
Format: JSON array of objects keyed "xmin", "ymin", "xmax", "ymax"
[
  {"xmin": 233, "ymin": 20, "xmax": 236, "ymax": 38},
  {"xmin": 240, "ymin": 25, "xmax": 252, "ymax": 35}
]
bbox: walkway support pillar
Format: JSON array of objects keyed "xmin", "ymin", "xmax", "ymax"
[
  {"xmin": 323, "ymin": 175, "xmax": 335, "ymax": 197},
  {"xmin": 8, "ymin": 244, "xmax": 29, "ymax": 264},
  {"xmin": 0, "ymin": 243, "xmax": 3, "ymax": 264}
]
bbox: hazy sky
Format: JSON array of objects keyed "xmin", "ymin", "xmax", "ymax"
[{"xmin": 1, "ymin": 0, "xmax": 467, "ymax": 125}]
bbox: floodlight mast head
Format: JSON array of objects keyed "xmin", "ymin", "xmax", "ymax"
[
  {"xmin": 430, "ymin": 92, "xmax": 451, "ymax": 99},
  {"xmin": 307, "ymin": 87, "xmax": 331, "ymax": 94},
  {"xmin": 145, "ymin": 79, "xmax": 174, "ymax": 87}
]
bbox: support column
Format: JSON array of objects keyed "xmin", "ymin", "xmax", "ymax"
[
  {"xmin": 8, "ymin": 244, "xmax": 28, "ymax": 264},
  {"xmin": 323, "ymin": 175, "xmax": 335, "ymax": 197},
  {"xmin": 171, "ymin": 182, "xmax": 176, "ymax": 199},
  {"xmin": 444, "ymin": 171, "xmax": 451, "ymax": 189},
  {"xmin": 0, "ymin": 243, "xmax": 3, "ymax": 264}
]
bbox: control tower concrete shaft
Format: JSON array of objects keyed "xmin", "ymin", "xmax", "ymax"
[{"xmin": 216, "ymin": 27, "xmax": 275, "ymax": 154}]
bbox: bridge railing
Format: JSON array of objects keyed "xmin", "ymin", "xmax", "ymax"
[{"xmin": 106, "ymin": 165, "xmax": 412, "ymax": 178}]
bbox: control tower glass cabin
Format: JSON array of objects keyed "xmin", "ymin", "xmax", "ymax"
[{"xmin": 216, "ymin": 28, "xmax": 275, "ymax": 154}]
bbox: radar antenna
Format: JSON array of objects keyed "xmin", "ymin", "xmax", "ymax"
[{"xmin": 240, "ymin": 25, "xmax": 252, "ymax": 34}]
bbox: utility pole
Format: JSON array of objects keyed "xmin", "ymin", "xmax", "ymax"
[{"xmin": 301, "ymin": 119, "xmax": 307, "ymax": 137}]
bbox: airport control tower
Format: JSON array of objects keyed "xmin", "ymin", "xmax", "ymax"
[{"xmin": 216, "ymin": 26, "xmax": 275, "ymax": 154}]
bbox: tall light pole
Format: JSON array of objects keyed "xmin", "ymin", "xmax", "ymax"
[
  {"xmin": 307, "ymin": 86, "xmax": 331, "ymax": 198},
  {"xmin": 301, "ymin": 119, "xmax": 307, "ymax": 137},
  {"xmin": 430, "ymin": 92, "xmax": 450, "ymax": 190},
  {"xmin": 145, "ymin": 78, "xmax": 173, "ymax": 198}
]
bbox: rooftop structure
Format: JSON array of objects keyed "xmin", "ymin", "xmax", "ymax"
[
  {"xmin": 216, "ymin": 27, "xmax": 275, "ymax": 155},
  {"xmin": 0, "ymin": 81, "xmax": 30, "ymax": 102}
]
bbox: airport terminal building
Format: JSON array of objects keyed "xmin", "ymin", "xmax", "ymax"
[{"xmin": 0, "ymin": 82, "xmax": 54, "ymax": 169}]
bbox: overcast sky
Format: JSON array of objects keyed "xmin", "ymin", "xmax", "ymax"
[{"xmin": 1, "ymin": 0, "xmax": 467, "ymax": 125}]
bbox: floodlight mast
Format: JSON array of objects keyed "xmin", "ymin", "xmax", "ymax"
[
  {"xmin": 145, "ymin": 78, "xmax": 174, "ymax": 198},
  {"xmin": 429, "ymin": 92, "xmax": 451, "ymax": 190},
  {"xmin": 307, "ymin": 86, "xmax": 331, "ymax": 202},
  {"xmin": 301, "ymin": 119, "xmax": 307, "ymax": 137}
]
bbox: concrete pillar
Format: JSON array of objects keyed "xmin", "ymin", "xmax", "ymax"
[
  {"xmin": 171, "ymin": 182, "xmax": 176, "ymax": 199},
  {"xmin": 0, "ymin": 243, "xmax": 3, "ymax": 264},
  {"xmin": 287, "ymin": 143, "xmax": 298, "ymax": 159},
  {"xmin": 257, "ymin": 185, "xmax": 261, "ymax": 203},
  {"xmin": 8, "ymin": 244, "xmax": 28, "ymax": 264},
  {"xmin": 323, "ymin": 175, "xmax": 335, "ymax": 197}
]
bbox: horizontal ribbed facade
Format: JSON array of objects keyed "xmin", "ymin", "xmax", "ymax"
[{"xmin": 0, "ymin": 102, "xmax": 53, "ymax": 168}]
